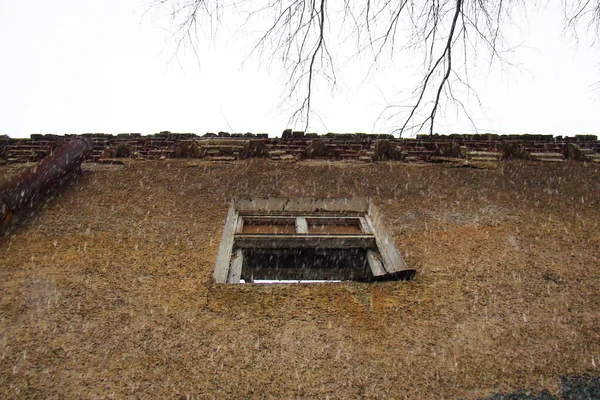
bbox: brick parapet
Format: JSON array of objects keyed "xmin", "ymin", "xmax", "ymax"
[{"xmin": 0, "ymin": 131, "xmax": 598, "ymax": 163}]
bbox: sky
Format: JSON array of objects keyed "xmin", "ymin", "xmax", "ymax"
[{"xmin": 0, "ymin": 0, "xmax": 599, "ymax": 138}]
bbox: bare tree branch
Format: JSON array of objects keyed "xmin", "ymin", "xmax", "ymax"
[{"xmin": 156, "ymin": 0, "xmax": 600, "ymax": 135}]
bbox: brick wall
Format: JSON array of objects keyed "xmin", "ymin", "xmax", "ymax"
[{"xmin": 0, "ymin": 131, "xmax": 598, "ymax": 163}]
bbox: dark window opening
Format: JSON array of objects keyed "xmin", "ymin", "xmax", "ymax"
[{"xmin": 242, "ymin": 248, "xmax": 369, "ymax": 282}]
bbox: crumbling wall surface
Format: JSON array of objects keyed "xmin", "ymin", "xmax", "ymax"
[
  {"xmin": 1, "ymin": 132, "xmax": 599, "ymax": 164},
  {"xmin": 0, "ymin": 160, "xmax": 599, "ymax": 399}
]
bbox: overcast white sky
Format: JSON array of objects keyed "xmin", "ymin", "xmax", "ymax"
[{"xmin": 0, "ymin": 0, "xmax": 598, "ymax": 138}]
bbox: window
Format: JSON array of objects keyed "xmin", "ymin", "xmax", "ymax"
[{"xmin": 214, "ymin": 197, "xmax": 415, "ymax": 283}]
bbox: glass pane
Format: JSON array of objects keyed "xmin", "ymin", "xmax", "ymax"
[
  {"xmin": 307, "ymin": 223, "xmax": 362, "ymax": 234},
  {"xmin": 242, "ymin": 221, "xmax": 296, "ymax": 234}
]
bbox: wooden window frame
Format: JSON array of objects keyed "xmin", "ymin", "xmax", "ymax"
[{"xmin": 214, "ymin": 197, "xmax": 414, "ymax": 283}]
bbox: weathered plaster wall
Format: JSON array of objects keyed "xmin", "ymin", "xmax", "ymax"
[{"xmin": 0, "ymin": 159, "xmax": 599, "ymax": 398}]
